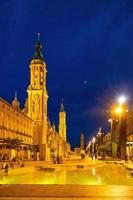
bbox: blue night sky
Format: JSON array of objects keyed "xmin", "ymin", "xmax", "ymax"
[{"xmin": 0, "ymin": 0, "xmax": 133, "ymax": 148}]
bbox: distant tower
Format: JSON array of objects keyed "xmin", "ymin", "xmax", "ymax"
[
  {"xmin": 59, "ymin": 100, "xmax": 67, "ymax": 142},
  {"xmin": 80, "ymin": 132, "xmax": 84, "ymax": 150},
  {"xmin": 12, "ymin": 91, "xmax": 20, "ymax": 110},
  {"xmin": 27, "ymin": 33, "xmax": 48, "ymax": 160}
]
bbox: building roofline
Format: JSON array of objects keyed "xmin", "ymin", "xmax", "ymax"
[{"xmin": 0, "ymin": 97, "xmax": 33, "ymax": 121}]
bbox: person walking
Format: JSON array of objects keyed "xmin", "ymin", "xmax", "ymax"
[{"xmin": 4, "ymin": 162, "xmax": 9, "ymax": 174}]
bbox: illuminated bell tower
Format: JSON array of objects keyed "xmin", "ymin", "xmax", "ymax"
[
  {"xmin": 59, "ymin": 100, "xmax": 67, "ymax": 142},
  {"xmin": 27, "ymin": 33, "xmax": 48, "ymax": 160}
]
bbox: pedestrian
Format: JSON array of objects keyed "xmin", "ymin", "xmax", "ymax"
[
  {"xmin": 2, "ymin": 161, "xmax": 6, "ymax": 169},
  {"xmin": 56, "ymin": 155, "xmax": 60, "ymax": 164},
  {"xmin": 125, "ymin": 155, "xmax": 128, "ymax": 163},
  {"xmin": 4, "ymin": 162, "xmax": 9, "ymax": 174}
]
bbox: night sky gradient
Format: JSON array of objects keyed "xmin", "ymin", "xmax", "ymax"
[{"xmin": 0, "ymin": 0, "xmax": 133, "ymax": 148}]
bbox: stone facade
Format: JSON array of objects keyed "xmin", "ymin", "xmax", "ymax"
[
  {"xmin": 0, "ymin": 35, "xmax": 71, "ymax": 161},
  {"xmin": 0, "ymin": 97, "xmax": 33, "ymax": 160}
]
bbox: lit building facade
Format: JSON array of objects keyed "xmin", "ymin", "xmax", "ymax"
[
  {"xmin": 0, "ymin": 34, "xmax": 71, "ymax": 161},
  {"xmin": 0, "ymin": 97, "xmax": 33, "ymax": 159}
]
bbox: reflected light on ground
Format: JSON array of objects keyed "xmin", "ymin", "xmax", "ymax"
[
  {"xmin": 92, "ymin": 168, "xmax": 96, "ymax": 176},
  {"xmin": 0, "ymin": 164, "xmax": 132, "ymax": 185}
]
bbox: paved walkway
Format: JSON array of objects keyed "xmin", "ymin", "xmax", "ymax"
[
  {"xmin": 0, "ymin": 157, "xmax": 133, "ymax": 199},
  {"xmin": 1, "ymin": 157, "xmax": 105, "ymax": 175}
]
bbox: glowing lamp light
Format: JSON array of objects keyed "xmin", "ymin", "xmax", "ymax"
[
  {"xmin": 118, "ymin": 96, "xmax": 126, "ymax": 104},
  {"xmin": 92, "ymin": 137, "xmax": 96, "ymax": 143},
  {"xmin": 115, "ymin": 107, "xmax": 122, "ymax": 114},
  {"xmin": 108, "ymin": 118, "xmax": 112, "ymax": 123}
]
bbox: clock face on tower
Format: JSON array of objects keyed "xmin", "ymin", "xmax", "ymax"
[{"xmin": 32, "ymin": 94, "xmax": 40, "ymax": 115}]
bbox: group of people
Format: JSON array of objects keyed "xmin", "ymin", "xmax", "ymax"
[
  {"xmin": 0, "ymin": 161, "xmax": 9, "ymax": 173},
  {"xmin": 0, "ymin": 157, "xmax": 24, "ymax": 174},
  {"xmin": 52, "ymin": 155, "xmax": 63, "ymax": 164}
]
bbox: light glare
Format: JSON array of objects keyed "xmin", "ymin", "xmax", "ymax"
[
  {"xmin": 115, "ymin": 107, "xmax": 122, "ymax": 113},
  {"xmin": 92, "ymin": 137, "xmax": 96, "ymax": 143},
  {"xmin": 108, "ymin": 118, "xmax": 112, "ymax": 122},
  {"xmin": 118, "ymin": 96, "xmax": 126, "ymax": 104}
]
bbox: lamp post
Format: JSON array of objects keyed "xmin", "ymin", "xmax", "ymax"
[
  {"xmin": 92, "ymin": 137, "xmax": 96, "ymax": 159},
  {"xmin": 86, "ymin": 141, "xmax": 91, "ymax": 156},
  {"xmin": 110, "ymin": 96, "xmax": 127, "ymax": 159},
  {"xmin": 97, "ymin": 128, "xmax": 103, "ymax": 146},
  {"xmin": 97, "ymin": 128, "xmax": 104, "ymax": 156},
  {"xmin": 116, "ymin": 96, "xmax": 127, "ymax": 160},
  {"xmin": 109, "ymin": 118, "xmax": 118, "ymax": 158}
]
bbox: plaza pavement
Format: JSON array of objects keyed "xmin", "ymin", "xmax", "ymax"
[
  {"xmin": 0, "ymin": 157, "xmax": 133, "ymax": 199},
  {"xmin": 5, "ymin": 156, "xmax": 105, "ymax": 175}
]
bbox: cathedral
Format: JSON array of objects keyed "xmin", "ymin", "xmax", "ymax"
[{"xmin": 0, "ymin": 34, "xmax": 71, "ymax": 161}]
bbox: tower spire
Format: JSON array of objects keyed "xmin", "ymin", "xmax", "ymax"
[
  {"xmin": 60, "ymin": 98, "xmax": 65, "ymax": 112},
  {"xmin": 38, "ymin": 32, "xmax": 40, "ymax": 41},
  {"xmin": 15, "ymin": 91, "xmax": 17, "ymax": 100},
  {"xmin": 33, "ymin": 33, "xmax": 44, "ymax": 60}
]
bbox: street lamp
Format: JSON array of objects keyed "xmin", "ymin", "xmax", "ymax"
[
  {"xmin": 97, "ymin": 128, "xmax": 103, "ymax": 147},
  {"xmin": 92, "ymin": 137, "xmax": 96, "ymax": 143},
  {"xmin": 108, "ymin": 119, "xmax": 113, "ymax": 134},
  {"xmin": 92, "ymin": 137, "xmax": 96, "ymax": 159},
  {"xmin": 109, "ymin": 118, "xmax": 118, "ymax": 158},
  {"xmin": 108, "ymin": 118, "xmax": 112, "ymax": 123},
  {"xmin": 86, "ymin": 141, "xmax": 91, "ymax": 156},
  {"xmin": 115, "ymin": 107, "xmax": 122, "ymax": 114},
  {"xmin": 116, "ymin": 95, "xmax": 127, "ymax": 160},
  {"xmin": 108, "ymin": 118, "xmax": 113, "ymax": 133},
  {"xmin": 110, "ymin": 95, "xmax": 127, "ymax": 159}
]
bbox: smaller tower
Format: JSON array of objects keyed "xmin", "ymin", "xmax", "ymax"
[
  {"xmin": 59, "ymin": 99, "xmax": 67, "ymax": 142},
  {"xmin": 12, "ymin": 91, "xmax": 20, "ymax": 110},
  {"xmin": 80, "ymin": 132, "xmax": 84, "ymax": 150}
]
